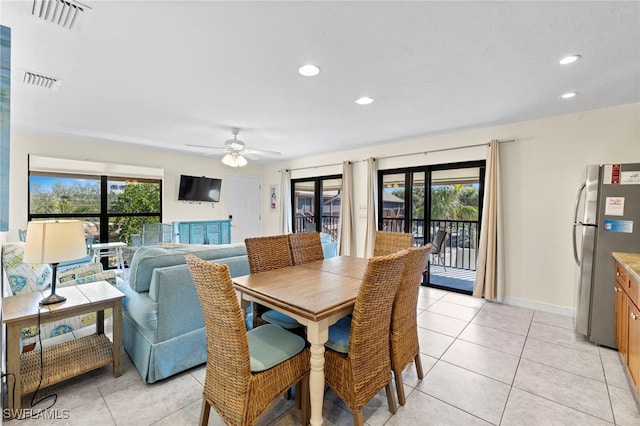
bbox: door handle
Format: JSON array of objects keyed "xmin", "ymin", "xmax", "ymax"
[{"xmin": 632, "ymin": 312, "xmax": 639, "ymax": 321}]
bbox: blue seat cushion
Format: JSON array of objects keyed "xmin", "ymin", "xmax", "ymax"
[
  {"xmin": 261, "ymin": 309, "xmax": 302, "ymax": 329},
  {"xmin": 248, "ymin": 324, "xmax": 306, "ymax": 372},
  {"xmin": 325, "ymin": 316, "xmax": 352, "ymax": 353}
]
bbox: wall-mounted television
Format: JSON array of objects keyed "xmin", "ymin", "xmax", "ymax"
[{"xmin": 178, "ymin": 175, "xmax": 222, "ymax": 202}]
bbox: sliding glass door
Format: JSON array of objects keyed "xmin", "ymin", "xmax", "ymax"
[
  {"xmin": 291, "ymin": 175, "xmax": 342, "ymax": 243},
  {"xmin": 378, "ymin": 161, "xmax": 484, "ymax": 294}
]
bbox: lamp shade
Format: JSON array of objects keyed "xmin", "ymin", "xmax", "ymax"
[
  {"xmin": 23, "ymin": 220, "xmax": 87, "ymax": 264},
  {"xmin": 222, "ymin": 153, "xmax": 248, "ymax": 168}
]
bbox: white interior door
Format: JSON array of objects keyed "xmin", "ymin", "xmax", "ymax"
[{"xmin": 225, "ymin": 175, "xmax": 262, "ymax": 243}]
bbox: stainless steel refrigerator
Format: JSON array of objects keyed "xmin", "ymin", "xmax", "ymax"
[{"xmin": 573, "ymin": 163, "xmax": 640, "ymax": 348}]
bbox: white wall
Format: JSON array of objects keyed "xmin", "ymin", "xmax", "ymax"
[
  {"xmin": 6, "ymin": 133, "xmax": 264, "ymax": 242},
  {"xmin": 262, "ymin": 103, "xmax": 640, "ymax": 313},
  {"xmin": 6, "ymin": 103, "xmax": 640, "ymax": 313}
]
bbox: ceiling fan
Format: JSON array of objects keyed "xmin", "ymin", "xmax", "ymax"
[{"xmin": 187, "ymin": 128, "xmax": 281, "ymax": 167}]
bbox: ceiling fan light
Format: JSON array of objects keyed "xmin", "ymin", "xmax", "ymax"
[{"xmin": 222, "ymin": 153, "xmax": 248, "ymax": 167}]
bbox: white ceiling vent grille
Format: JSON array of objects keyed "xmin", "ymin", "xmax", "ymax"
[
  {"xmin": 31, "ymin": 0, "xmax": 91, "ymax": 32},
  {"xmin": 22, "ymin": 70, "xmax": 62, "ymax": 91}
]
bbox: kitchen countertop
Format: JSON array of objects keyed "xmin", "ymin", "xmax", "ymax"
[{"xmin": 612, "ymin": 252, "xmax": 640, "ymax": 281}]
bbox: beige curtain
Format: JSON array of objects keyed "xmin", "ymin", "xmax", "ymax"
[
  {"xmin": 473, "ymin": 140, "xmax": 505, "ymax": 301},
  {"xmin": 337, "ymin": 161, "xmax": 354, "ymax": 255},
  {"xmin": 364, "ymin": 158, "xmax": 378, "ymax": 257},
  {"xmin": 279, "ymin": 169, "xmax": 292, "ymax": 234}
]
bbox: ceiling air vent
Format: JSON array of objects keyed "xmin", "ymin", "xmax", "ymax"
[
  {"xmin": 22, "ymin": 70, "xmax": 62, "ymax": 91},
  {"xmin": 31, "ymin": 0, "xmax": 91, "ymax": 32}
]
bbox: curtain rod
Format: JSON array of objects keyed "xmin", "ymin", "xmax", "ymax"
[
  {"xmin": 377, "ymin": 138, "xmax": 518, "ymax": 161},
  {"xmin": 278, "ymin": 139, "xmax": 518, "ymax": 172}
]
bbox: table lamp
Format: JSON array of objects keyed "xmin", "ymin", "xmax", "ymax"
[{"xmin": 23, "ymin": 220, "xmax": 87, "ymax": 305}]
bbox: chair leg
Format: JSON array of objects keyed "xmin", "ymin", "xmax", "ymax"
[
  {"xmin": 394, "ymin": 369, "xmax": 407, "ymax": 406},
  {"xmin": 352, "ymin": 409, "xmax": 364, "ymax": 426},
  {"xmin": 385, "ymin": 382, "xmax": 397, "ymax": 414},
  {"xmin": 414, "ymin": 353, "xmax": 424, "ymax": 380},
  {"xmin": 199, "ymin": 399, "xmax": 211, "ymax": 426},
  {"xmin": 300, "ymin": 375, "xmax": 310, "ymax": 426}
]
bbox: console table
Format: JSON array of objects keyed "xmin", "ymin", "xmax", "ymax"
[
  {"xmin": 2, "ymin": 281, "xmax": 124, "ymax": 416},
  {"xmin": 173, "ymin": 220, "xmax": 230, "ymax": 244}
]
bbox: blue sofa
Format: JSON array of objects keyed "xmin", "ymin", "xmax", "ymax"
[
  {"xmin": 117, "ymin": 235, "xmax": 338, "ymax": 383},
  {"xmin": 117, "ymin": 243, "xmax": 250, "ymax": 383}
]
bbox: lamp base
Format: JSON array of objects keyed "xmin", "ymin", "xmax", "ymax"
[{"xmin": 39, "ymin": 293, "xmax": 67, "ymax": 305}]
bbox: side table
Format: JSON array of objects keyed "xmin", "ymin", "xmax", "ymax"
[{"xmin": 2, "ymin": 281, "xmax": 124, "ymax": 416}]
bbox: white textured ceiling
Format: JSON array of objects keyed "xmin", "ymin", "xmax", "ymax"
[{"xmin": 2, "ymin": 1, "xmax": 639, "ymax": 163}]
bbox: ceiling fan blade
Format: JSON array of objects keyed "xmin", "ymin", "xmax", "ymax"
[
  {"xmin": 243, "ymin": 148, "xmax": 281, "ymax": 157},
  {"xmin": 186, "ymin": 143, "xmax": 226, "ymax": 151},
  {"xmin": 242, "ymin": 152, "xmax": 259, "ymax": 160}
]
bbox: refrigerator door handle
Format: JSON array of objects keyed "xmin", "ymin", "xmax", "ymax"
[{"xmin": 573, "ymin": 182, "xmax": 586, "ymax": 266}]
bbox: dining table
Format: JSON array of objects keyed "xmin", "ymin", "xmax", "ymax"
[{"xmin": 232, "ymin": 255, "xmax": 370, "ymax": 426}]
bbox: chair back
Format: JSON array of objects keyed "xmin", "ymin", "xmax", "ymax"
[
  {"xmin": 348, "ymin": 250, "xmax": 408, "ymax": 406},
  {"xmin": 391, "ymin": 244, "xmax": 432, "ymax": 349},
  {"xmin": 245, "ymin": 235, "xmax": 293, "ymax": 273},
  {"xmin": 432, "ymin": 229, "xmax": 447, "ymax": 254},
  {"xmin": 185, "ymin": 254, "xmax": 252, "ymax": 424},
  {"xmin": 373, "ymin": 231, "xmax": 414, "ymax": 256},
  {"xmin": 288, "ymin": 232, "xmax": 324, "ymax": 265}
]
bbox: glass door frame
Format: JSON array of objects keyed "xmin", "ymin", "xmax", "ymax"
[{"xmin": 377, "ymin": 160, "xmax": 486, "ymax": 290}]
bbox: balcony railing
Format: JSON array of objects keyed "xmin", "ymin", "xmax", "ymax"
[
  {"xmin": 381, "ymin": 218, "xmax": 479, "ymax": 271},
  {"xmin": 294, "ymin": 214, "xmax": 340, "ymax": 242}
]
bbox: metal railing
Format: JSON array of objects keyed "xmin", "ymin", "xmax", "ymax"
[
  {"xmin": 381, "ymin": 218, "xmax": 479, "ymax": 271},
  {"xmin": 294, "ymin": 214, "xmax": 340, "ymax": 242}
]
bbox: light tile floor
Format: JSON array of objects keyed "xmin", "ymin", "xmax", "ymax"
[{"xmin": 5, "ymin": 287, "xmax": 640, "ymax": 425}]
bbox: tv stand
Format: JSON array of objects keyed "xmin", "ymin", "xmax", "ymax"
[{"xmin": 173, "ymin": 220, "xmax": 230, "ymax": 244}]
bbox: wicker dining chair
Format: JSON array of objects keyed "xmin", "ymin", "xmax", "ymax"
[
  {"xmin": 288, "ymin": 232, "xmax": 324, "ymax": 265},
  {"xmin": 390, "ymin": 244, "xmax": 432, "ymax": 405},
  {"xmin": 373, "ymin": 231, "xmax": 414, "ymax": 256},
  {"xmin": 324, "ymin": 250, "xmax": 409, "ymax": 425},
  {"xmin": 245, "ymin": 235, "xmax": 301, "ymax": 330},
  {"xmin": 185, "ymin": 254, "xmax": 310, "ymax": 426}
]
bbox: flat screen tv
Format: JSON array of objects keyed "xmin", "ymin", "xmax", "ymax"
[{"xmin": 178, "ymin": 175, "xmax": 222, "ymax": 202}]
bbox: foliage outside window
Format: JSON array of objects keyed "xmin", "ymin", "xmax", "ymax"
[{"xmin": 29, "ymin": 173, "xmax": 161, "ymax": 245}]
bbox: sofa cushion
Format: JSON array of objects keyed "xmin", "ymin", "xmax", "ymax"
[
  {"xmin": 128, "ymin": 243, "xmax": 247, "ymax": 292},
  {"xmin": 118, "ymin": 281, "xmax": 159, "ymax": 331}
]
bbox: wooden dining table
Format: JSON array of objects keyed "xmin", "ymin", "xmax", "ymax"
[{"xmin": 232, "ymin": 255, "xmax": 370, "ymax": 426}]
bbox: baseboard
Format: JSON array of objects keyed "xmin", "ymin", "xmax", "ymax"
[{"xmin": 502, "ymin": 295, "xmax": 575, "ymax": 318}]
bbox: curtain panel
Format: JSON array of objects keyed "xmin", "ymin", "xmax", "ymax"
[
  {"xmin": 473, "ymin": 140, "xmax": 505, "ymax": 301},
  {"xmin": 279, "ymin": 169, "xmax": 292, "ymax": 234},
  {"xmin": 364, "ymin": 158, "xmax": 378, "ymax": 257},
  {"xmin": 338, "ymin": 161, "xmax": 354, "ymax": 255}
]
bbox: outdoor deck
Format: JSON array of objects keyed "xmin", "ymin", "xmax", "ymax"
[{"xmin": 427, "ymin": 264, "xmax": 475, "ymax": 293}]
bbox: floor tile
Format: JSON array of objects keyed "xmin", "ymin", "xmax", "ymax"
[
  {"xmin": 481, "ymin": 301, "xmax": 535, "ymax": 320},
  {"xmin": 521, "ymin": 337, "xmax": 605, "ymax": 382},
  {"xmin": 418, "ymin": 328, "xmax": 455, "ymax": 359},
  {"xmin": 501, "ymin": 388, "xmax": 614, "ymax": 426},
  {"xmin": 528, "ymin": 321, "xmax": 599, "ymax": 354},
  {"xmin": 441, "ymin": 339, "xmax": 520, "ymax": 384},
  {"xmin": 398, "ymin": 352, "xmax": 438, "ymax": 389},
  {"xmin": 513, "ymin": 359, "xmax": 614, "ymax": 422},
  {"xmin": 600, "ymin": 346, "xmax": 632, "ymax": 390},
  {"xmin": 426, "ymin": 300, "xmax": 479, "ymax": 321},
  {"xmin": 419, "ymin": 287, "xmax": 449, "ymax": 300},
  {"xmin": 457, "ymin": 322, "xmax": 526, "ymax": 356},
  {"xmin": 532, "ymin": 310, "xmax": 574, "ymax": 330},
  {"xmin": 385, "ymin": 389, "xmax": 491, "ymax": 425},
  {"xmin": 471, "ymin": 308, "xmax": 531, "ymax": 336},
  {"xmin": 441, "ymin": 292, "xmax": 486, "ymax": 309},
  {"xmin": 417, "ymin": 361, "xmax": 511, "ymax": 425},
  {"xmin": 417, "ymin": 310, "xmax": 469, "ymax": 337},
  {"xmin": 416, "ymin": 296, "xmax": 439, "ymax": 310},
  {"xmin": 609, "ymin": 383, "xmax": 640, "ymax": 425},
  {"xmin": 103, "ymin": 372, "xmax": 202, "ymax": 425}
]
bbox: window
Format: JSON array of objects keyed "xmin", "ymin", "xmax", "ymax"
[
  {"xmin": 29, "ymin": 172, "xmax": 162, "ymax": 246},
  {"xmin": 291, "ymin": 175, "xmax": 342, "ymax": 242}
]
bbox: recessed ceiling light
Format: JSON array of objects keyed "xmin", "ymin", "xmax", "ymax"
[
  {"xmin": 559, "ymin": 55, "xmax": 581, "ymax": 65},
  {"xmin": 355, "ymin": 96, "xmax": 374, "ymax": 105},
  {"xmin": 561, "ymin": 92, "xmax": 578, "ymax": 99},
  {"xmin": 298, "ymin": 64, "xmax": 320, "ymax": 76}
]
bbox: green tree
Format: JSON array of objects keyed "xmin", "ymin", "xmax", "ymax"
[{"xmin": 109, "ymin": 182, "xmax": 161, "ymax": 243}]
